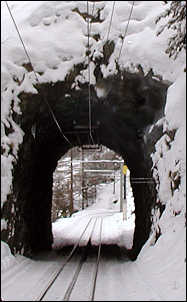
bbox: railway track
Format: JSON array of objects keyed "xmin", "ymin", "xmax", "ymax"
[
  {"xmin": 35, "ymin": 217, "xmax": 103, "ymax": 301},
  {"xmin": 2, "ymin": 215, "xmax": 163, "ymax": 301}
]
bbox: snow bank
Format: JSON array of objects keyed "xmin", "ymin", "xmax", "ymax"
[
  {"xmin": 137, "ymin": 70, "xmax": 186, "ymax": 300},
  {"xmin": 1, "ymin": 241, "xmax": 17, "ymax": 273}
]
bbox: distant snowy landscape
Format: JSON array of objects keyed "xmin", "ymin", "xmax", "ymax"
[{"xmin": 1, "ymin": 1, "xmax": 186, "ymax": 301}]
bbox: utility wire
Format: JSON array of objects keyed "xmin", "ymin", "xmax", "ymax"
[
  {"xmin": 87, "ymin": 1, "xmax": 95, "ymax": 145},
  {"xmin": 106, "ymin": 1, "xmax": 116, "ymax": 41},
  {"xmin": 117, "ymin": 1, "xmax": 134, "ymax": 62},
  {"xmin": 89, "ymin": 1, "xmax": 96, "ymax": 35},
  {"xmin": 5, "ymin": 1, "xmax": 39, "ymax": 83},
  {"xmin": 5, "ymin": 1, "xmax": 73, "ymax": 147}
]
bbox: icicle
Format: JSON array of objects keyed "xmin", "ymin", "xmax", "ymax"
[{"xmin": 31, "ymin": 124, "xmax": 36, "ymax": 139}]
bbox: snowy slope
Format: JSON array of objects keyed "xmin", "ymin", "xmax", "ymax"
[{"xmin": 1, "ymin": 1, "xmax": 185, "ymax": 206}]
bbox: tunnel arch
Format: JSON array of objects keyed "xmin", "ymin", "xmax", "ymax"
[{"xmin": 2, "ymin": 67, "xmax": 169, "ymax": 260}]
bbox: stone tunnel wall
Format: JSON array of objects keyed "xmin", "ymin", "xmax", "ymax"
[
  {"xmin": 1, "ymin": 69, "xmax": 169, "ymax": 258},
  {"xmin": 1, "ymin": 115, "xmax": 162, "ymax": 258}
]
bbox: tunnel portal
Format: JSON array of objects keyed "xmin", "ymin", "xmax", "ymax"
[{"xmin": 2, "ymin": 68, "xmax": 169, "ymax": 260}]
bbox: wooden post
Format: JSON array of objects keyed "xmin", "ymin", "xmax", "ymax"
[
  {"xmin": 120, "ymin": 163, "xmax": 128, "ymax": 220},
  {"xmin": 81, "ymin": 148, "xmax": 85, "ymax": 210},
  {"xmin": 120, "ymin": 163, "xmax": 124, "ymax": 212},
  {"xmin": 123, "ymin": 165, "xmax": 128, "ymax": 221},
  {"xmin": 85, "ymin": 186, "xmax": 88, "ymax": 207},
  {"xmin": 69, "ymin": 149, "xmax": 74, "ymax": 215},
  {"xmin": 123, "ymin": 173, "xmax": 127, "ymax": 220},
  {"xmin": 113, "ymin": 168, "xmax": 116, "ymax": 194},
  {"xmin": 94, "ymin": 184, "xmax": 96, "ymax": 201}
]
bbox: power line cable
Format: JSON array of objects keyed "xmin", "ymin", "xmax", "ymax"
[
  {"xmin": 89, "ymin": 1, "xmax": 96, "ymax": 35},
  {"xmin": 106, "ymin": 1, "xmax": 116, "ymax": 41},
  {"xmin": 5, "ymin": 1, "xmax": 73, "ymax": 147},
  {"xmin": 87, "ymin": 1, "xmax": 95, "ymax": 146},
  {"xmin": 117, "ymin": 1, "xmax": 134, "ymax": 62}
]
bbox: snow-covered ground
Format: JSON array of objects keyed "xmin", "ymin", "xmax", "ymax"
[
  {"xmin": 1, "ymin": 176, "xmax": 185, "ymax": 300},
  {"xmin": 52, "ymin": 170, "xmax": 135, "ymax": 249},
  {"xmin": 1, "ymin": 1, "xmax": 186, "ymax": 301}
]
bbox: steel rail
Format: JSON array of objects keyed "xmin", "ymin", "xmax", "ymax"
[
  {"xmin": 35, "ymin": 217, "xmax": 93, "ymax": 301},
  {"xmin": 62, "ymin": 218, "xmax": 98, "ymax": 301},
  {"xmin": 36, "ymin": 217, "xmax": 103, "ymax": 301},
  {"xmin": 62, "ymin": 248, "xmax": 88, "ymax": 301},
  {"xmin": 62, "ymin": 217, "xmax": 103, "ymax": 301},
  {"xmin": 91, "ymin": 217, "xmax": 103, "ymax": 301}
]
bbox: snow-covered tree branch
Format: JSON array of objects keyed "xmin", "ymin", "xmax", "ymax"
[{"xmin": 156, "ymin": 1, "xmax": 186, "ymax": 60}]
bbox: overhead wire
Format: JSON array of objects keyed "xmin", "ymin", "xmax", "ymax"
[
  {"xmin": 106, "ymin": 1, "xmax": 116, "ymax": 41},
  {"xmin": 89, "ymin": 1, "xmax": 96, "ymax": 34},
  {"xmin": 86, "ymin": 0, "xmax": 133, "ymax": 146},
  {"xmin": 6, "ymin": 0, "xmax": 134, "ymax": 149},
  {"xmin": 86, "ymin": 1, "xmax": 95, "ymax": 146},
  {"xmin": 117, "ymin": 1, "xmax": 135, "ymax": 63},
  {"xmin": 5, "ymin": 1, "xmax": 73, "ymax": 148}
]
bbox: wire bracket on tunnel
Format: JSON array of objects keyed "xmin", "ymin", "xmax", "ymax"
[
  {"xmin": 81, "ymin": 144, "xmax": 102, "ymax": 151},
  {"xmin": 130, "ymin": 177, "xmax": 155, "ymax": 184}
]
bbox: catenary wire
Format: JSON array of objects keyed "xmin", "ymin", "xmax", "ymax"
[
  {"xmin": 89, "ymin": 1, "xmax": 96, "ymax": 34},
  {"xmin": 106, "ymin": 1, "xmax": 116, "ymax": 41},
  {"xmin": 6, "ymin": 0, "xmax": 134, "ymax": 148},
  {"xmin": 117, "ymin": 1, "xmax": 135, "ymax": 62},
  {"xmin": 5, "ymin": 1, "xmax": 73, "ymax": 147},
  {"xmin": 87, "ymin": 1, "xmax": 95, "ymax": 145}
]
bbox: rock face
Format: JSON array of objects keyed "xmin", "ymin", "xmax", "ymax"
[{"xmin": 1, "ymin": 65, "xmax": 169, "ymax": 258}]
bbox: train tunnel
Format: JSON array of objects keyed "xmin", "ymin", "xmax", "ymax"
[{"xmin": 2, "ymin": 68, "xmax": 169, "ymax": 260}]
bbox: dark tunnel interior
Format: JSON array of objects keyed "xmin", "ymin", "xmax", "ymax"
[{"xmin": 2, "ymin": 69, "xmax": 169, "ymax": 260}]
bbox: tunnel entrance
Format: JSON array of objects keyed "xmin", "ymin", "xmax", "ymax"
[
  {"xmin": 51, "ymin": 146, "xmax": 128, "ymax": 222},
  {"xmin": 2, "ymin": 67, "xmax": 169, "ymax": 260}
]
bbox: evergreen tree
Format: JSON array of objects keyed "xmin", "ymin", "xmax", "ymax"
[{"xmin": 156, "ymin": 1, "xmax": 186, "ymax": 60}]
